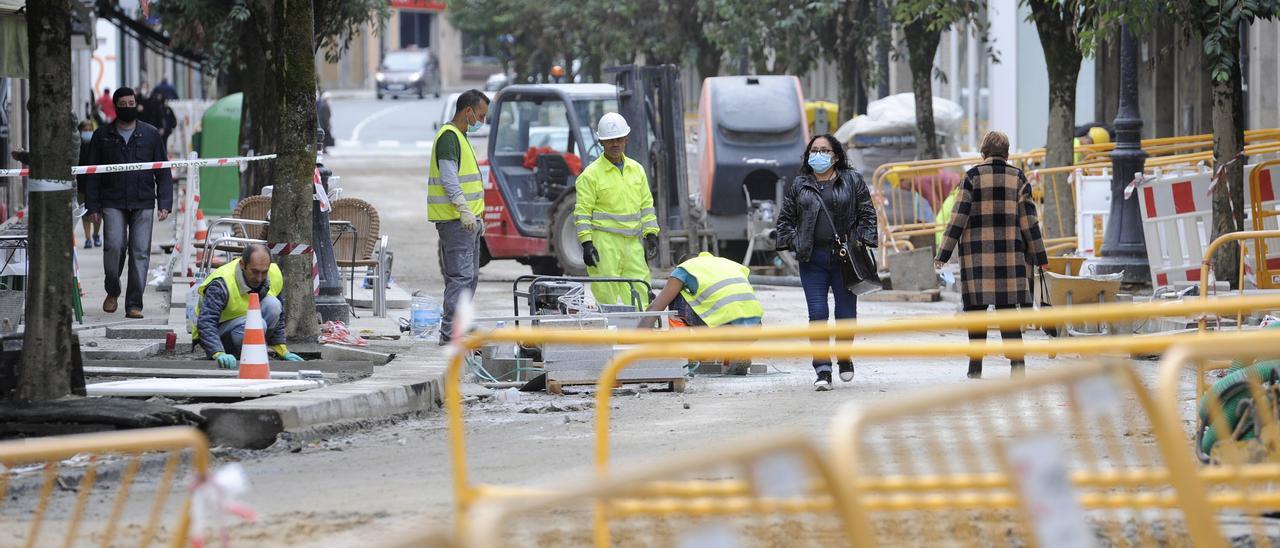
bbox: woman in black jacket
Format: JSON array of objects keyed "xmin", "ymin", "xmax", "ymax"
[{"xmin": 775, "ymin": 134, "xmax": 878, "ymax": 391}]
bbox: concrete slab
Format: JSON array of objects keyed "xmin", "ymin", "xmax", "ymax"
[
  {"xmin": 194, "ymin": 350, "xmax": 446, "ymax": 449},
  {"xmin": 84, "ymin": 358, "xmax": 375, "ymax": 375},
  {"xmin": 888, "ymin": 247, "xmax": 939, "ymax": 292},
  {"xmin": 346, "ymin": 281, "xmax": 411, "ymax": 309},
  {"xmin": 320, "ymin": 344, "xmax": 394, "ymax": 364},
  {"xmin": 860, "ymin": 289, "xmax": 942, "ymax": 303},
  {"xmin": 80, "ymin": 339, "xmax": 163, "ymax": 360},
  {"xmin": 105, "ymin": 325, "xmax": 175, "ymax": 340},
  {"xmin": 87, "ymin": 378, "xmax": 324, "ymax": 398},
  {"xmin": 84, "ymin": 366, "xmax": 339, "ymax": 381}
]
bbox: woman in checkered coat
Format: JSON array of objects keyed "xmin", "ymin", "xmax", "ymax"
[{"xmin": 934, "ymin": 131, "xmax": 1049, "ymax": 379}]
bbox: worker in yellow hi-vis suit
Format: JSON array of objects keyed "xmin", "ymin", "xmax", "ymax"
[{"xmin": 575, "ymin": 112, "xmax": 659, "ymax": 309}]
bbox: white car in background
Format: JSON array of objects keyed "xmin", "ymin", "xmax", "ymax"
[{"xmin": 436, "ymin": 91, "xmax": 497, "ymax": 138}]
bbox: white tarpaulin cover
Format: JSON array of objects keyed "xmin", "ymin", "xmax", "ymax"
[{"xmin": 835, "ymin": 93, "xmax": 965, "ymax": 143}]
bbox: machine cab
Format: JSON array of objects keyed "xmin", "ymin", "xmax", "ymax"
[{"xmin": 486, "ymin": 84, "xmax": 618, "ymax": 237}]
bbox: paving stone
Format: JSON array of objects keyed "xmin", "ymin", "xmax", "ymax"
[
  {"xmin": 320, "ymin": 344, "xmax": 393, "ymax": 364},
  {"xmin": 105, "ymin": 325, "xmax": 175, "ymax": 340},
  {"xmin": 888, "ymin": 247, "xmax": 939, "ymax": 292},
  {"xmin": 80, "ymin": 339, "xmax": 163, "ymax": 360}
]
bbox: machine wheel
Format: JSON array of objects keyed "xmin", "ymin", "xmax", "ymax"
[
  {"xmin": 529, "ymin": 257, "xmax": 562, "ymax": 276},
  {"xmin": 549, "ymin": 191, "xmax": 588, "ymax": 275},
  {"xmin": 417, "ymin": 84, "xmax": 425, "ymax": 99},
  {"xmin": 433, "ymin": 83, "xmax": 441, "ymax": 99},
  {"xmin": 376, "ymin": 92, "xmax": 384, "ymax": 100}
]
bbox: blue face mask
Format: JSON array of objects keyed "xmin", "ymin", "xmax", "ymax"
[
  {"xmin": 466, "ymin": 109, "xmax": 486, "ymax": 133},
  {"xmin": 80, "ymin": 131, "xmax": 93, "ymax": 143},
  {"xmin": 808, "ymin": 152, "xmax": 834, "ymax": 173}
]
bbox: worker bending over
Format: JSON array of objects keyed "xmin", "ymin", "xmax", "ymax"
[
  {"xmin": 193, "ymin": 244, "xmax": 303, "ymax": 369},
  {"xmin": 576, "ymin": 112, "xmax": 659, "ymax": 309},
  {"xmin": 643, "ymin": 252, "xmax": 763, "ymax": 328}
]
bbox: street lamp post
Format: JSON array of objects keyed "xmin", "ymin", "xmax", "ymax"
[
  {"xmin": 313, "ymin": 129, "xmax": 349, "ymax": 323},
  {"xmin": 1095, "ymin": 23, "xmax": 1150, "ymax": 285}
]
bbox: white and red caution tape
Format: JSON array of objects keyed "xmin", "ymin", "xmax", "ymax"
[
  {"xmin": 0, "ymin": 154, "xmax": 277, "ymax": 178},
  {"xmin": 268, "ymin": 243, "xmax": 320, "ymax": 295}
]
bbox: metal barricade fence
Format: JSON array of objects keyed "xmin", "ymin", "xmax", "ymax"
[
  {"xmin": 442, "ymin": 294, "xmax": 1280, "ymax": 533},
  {"xmin": 0, "ymin": 426, "xmax": 210, "ymax": 548},
  {"xmin": 415, "ymin": 351, "xmax": 1280, "ymax": 547}
]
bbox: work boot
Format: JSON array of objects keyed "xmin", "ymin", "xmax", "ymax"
[
  {"xmin": 967, "ymin": 360, "xmax": 982, "ymax": 379},
  {"xmin": 838, "ymin": 361, "xmax": 855, "ymax": 382},
  {"xmin": 1011, "ymin": 361, "xmax": 1026, "ymax": 379},
  {"xmin": 814, "ymin": 370, "xmax": 832, "ymax": 391},
  {"xmin": 125, "ymin": 309, "xmax": 144, "ymax": 319},
  {"xmin": 103, "ymin": 295, "xmax": 118, "ymax": 314}
]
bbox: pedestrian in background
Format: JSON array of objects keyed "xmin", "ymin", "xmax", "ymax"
[
  {"xmin": 84, "ymin": 86, "xmax": 173, "ymax": 319},
  {"xmin": 75, "ymin": 119, "xmax": 101, "ymax": 249},
  {"xmin": 776, "ymin": 134, "xmax": 878, "ymax": 391},
  {"xmin": 575, "ymin": 112, "xmax": 660, "ymax": 309},
  {"xmin": 935, "ymin": 130, "xmax": 1049, "ymax": 379},
  {"xmin": 95, "ymin": 88, "xmax": 115, "ymax": 124},
  {"xmin": 428, "ymin": 89, "xmax": 490, "ymax": 344}
]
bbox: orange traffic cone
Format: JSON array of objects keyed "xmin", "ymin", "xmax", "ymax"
[
  {"xmin": 194, "ymin": 209, "xmax": 209, "ymax": 263},
  {"xmin": 238, "ymin": 293, "xmax": 271, "ymax": 380}
]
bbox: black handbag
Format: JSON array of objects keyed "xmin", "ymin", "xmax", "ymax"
[{"xmin": 818, "ymin": 197, "xmax": 882, "ymax": 296}]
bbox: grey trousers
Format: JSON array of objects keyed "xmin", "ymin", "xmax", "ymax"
[
  {"xmin": 102, "ymin": 208, "xmax": 155, "ymax": 311},
  {"xmin": 436, "ymin": 220, "xmax": 480, "ymax": 341},
  {"xmin": 217, "ymin": 295, "xmax": 283, "ymax": 357}
]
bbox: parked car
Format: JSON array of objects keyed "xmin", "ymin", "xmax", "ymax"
[
  {"xmin": 376, "ymin": 49, "xmax": 441, "ymax": 100},
  {"xmin": 484, "ymin": 72, "xmax": 509, "ymax": 91},
  {"xmin": 436, "ymin": 91, "xmax": 497, "ymax": 138}
]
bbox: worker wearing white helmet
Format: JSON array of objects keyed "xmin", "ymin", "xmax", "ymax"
[{"xmin": 575, "ymin": 112, "xmax": 660, "ymax": 309}]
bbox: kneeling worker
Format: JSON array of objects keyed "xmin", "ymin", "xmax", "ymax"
[
  {"xmin": 643, "ymin": 252, "xmax": 763, "ymax": 328},
  {"xmin": 194, "ymin": 244, "xmax": 304, "ymax": 368}
]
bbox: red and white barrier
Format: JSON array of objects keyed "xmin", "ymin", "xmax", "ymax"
[
  {"xmin": 1137, "ymin": 163, "xmax": 1280, "ymax": 288},
  {"xmin": 1073, "ymin": 170, "xmax": 1112, "ymax": 256},
  {"xmin": 0, "ymin": 154, "xmax": 276, "ymax": 178}
]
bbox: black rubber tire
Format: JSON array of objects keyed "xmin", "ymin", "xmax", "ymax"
[
  {"xmin": 529, "ymin": 257, "xmax": 562, "ymax": 276},
  {"xmin": 417, "ymin": 84, "xmax": 425, "ymax": 99},
  {"xmin": 548, "ymin": 191, "xmax": 587, "ymax": 275},
  {"xmin": 478, "ymin": 238, "xmax": 492, "ymax": 267}
]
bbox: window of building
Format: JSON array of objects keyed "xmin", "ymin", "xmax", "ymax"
[{"xmin": 398, "ymin": 11, "xmax": 433, "ymax": 49}]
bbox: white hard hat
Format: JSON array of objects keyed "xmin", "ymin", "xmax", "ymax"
[{"xmin": 596, "ymin": 112, "xmax": 630, "ymax": 140}]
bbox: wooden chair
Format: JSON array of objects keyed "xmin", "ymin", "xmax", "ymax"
[
  {"xmin": 195, "ymin": 195, "xmax": 272, "ymax": 278},
  {"xmin": 328, "ymin": 197, "xmax": 391, "ymax": 317},
  {"xmin": 230, "ymin": 195, "xmax": 272, "ymax": 240}
]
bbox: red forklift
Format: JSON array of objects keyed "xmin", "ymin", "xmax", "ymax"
[{"xmin": 478, "ymin": 65, "xmax": 705, "ymax": 275}]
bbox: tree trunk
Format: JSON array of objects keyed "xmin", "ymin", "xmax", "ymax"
[
  {"xmin": 694, "ymin": 40, "xmax": 721, "ymax": 84},
  {"xmin": 266, "ymin": 0, "xmax": 318, "ymax": 340},
  {"xmin": 1209, "ymin": 34, "xmax": 1245, "ymax": 287},
  {"xmin": 905, "ymin": 17, "xmax": 942, "ymax": 159},
  {"xmin": 19, "ymin": 0, "xmax": 76, "ymax": 401},
  {"xmin": 1030, "ymin": 0, "xmax": 1082, "ymax": 240}
]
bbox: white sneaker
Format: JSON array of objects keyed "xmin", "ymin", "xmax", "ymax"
[
  {"xmin": 838, "ymin": 363, "xmax": 855, "ymax": 382},
  {"xmin": 814, "ymin": 371, "xmax": 832, "ymax": 391}
]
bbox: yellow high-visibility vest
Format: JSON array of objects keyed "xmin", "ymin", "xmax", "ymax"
[
  {"xmin": 574, "ymin": 155, "xmax": 658, "ymax": 242},
  {"xmin": 677, "ymin": 252, "xmax": 762, "ymax": 327},
  {"xmin": 427, "ymin": 124, "xmax": 484, "ymax": 221},
  {"xmin": 192, "ymin": 258, "xmax": 283, "ymax": 340}
]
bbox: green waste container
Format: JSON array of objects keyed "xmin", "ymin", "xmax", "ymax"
[{"xmin": 198, "ymin": 93, "xmax": 243, "ymax": 215}]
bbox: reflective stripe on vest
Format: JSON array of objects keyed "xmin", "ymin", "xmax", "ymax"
[
  {"xmin": 192, "ymin": 258, "xmax": 283, "ymax": 340},
  {"xmin": 678, "ymin": 252, "xmax": 763, "ymax": 327},
  {"xmin": 574, "ymin": 155, "xmax": 659, "ymax": 242},
  {"xmin": 427, "ymin": 124, "xmax": 484, "ymax": 221}
]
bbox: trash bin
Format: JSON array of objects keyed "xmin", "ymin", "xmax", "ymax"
[{"xmin": 198, "ymin": 92, "xmax": 243, "ymax": 215}]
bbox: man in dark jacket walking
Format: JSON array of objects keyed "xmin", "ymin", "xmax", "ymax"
[{"xmin": 84, "ymin": 87, "xmax": 173, "ymax": 319}]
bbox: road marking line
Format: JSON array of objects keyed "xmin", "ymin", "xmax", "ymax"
[
  {"xmin": 350, "ymin": 102, "xmax": 415, "ymax": 142},
  {"xmin": 377, "ymin": 140, "xmax": 400, "ymax": 147},
  {"xmin": 415, "ymin": 140, "xmax": 433, "ymax": 148}
]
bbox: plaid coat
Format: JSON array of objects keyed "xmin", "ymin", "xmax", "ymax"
[{"xmin": 935, "ymin": 159, "xmax": 1049, "ymax": 307}]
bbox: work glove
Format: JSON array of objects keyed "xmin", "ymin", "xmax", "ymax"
[
  {"xmin": 458, "ymin": 207, "xmax": 478, "ymax": 233},
  {"xmin": 644, "ymin": 234, "xmax": 659, "ymax": 260},
  {"xmin": 282, "ymin": 352, "xmax": 305, "ymax": 362},
  {"xmin": 213, "ymin": 352, "xmax": 238, "ymax": 370},
  {"xmin": 581, "ymin": 241, "xmax": 599, "ymax": 268}
]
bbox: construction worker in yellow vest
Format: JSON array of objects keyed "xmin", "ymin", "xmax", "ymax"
[
  {"xmin": 576, "ymin": 112, "xmax": 660, "ymax": 309},
  {"xmin": 428, "ymin": 89, "xmax": 489, "ymax": 343},
  {"xmin": 643, "ymin": 252, "xmax": 763, "ymax": 327},
  {"xmin": 193, "ymin": 244, "xmax": 303, "ymax": 369},
  {"xmin": 1073, "ymin": 125, "xmax": 1111, "ymax": 164}
]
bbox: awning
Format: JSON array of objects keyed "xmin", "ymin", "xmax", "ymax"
[{"xmin": 0, "ymin": 13, "xmax": 27, "ymax": 79}]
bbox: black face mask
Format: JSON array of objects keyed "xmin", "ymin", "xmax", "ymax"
[{"xmin": 115, "ymin": 106, "xmax": 138, "ymax": 123}]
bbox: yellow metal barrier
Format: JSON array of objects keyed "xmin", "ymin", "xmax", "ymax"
[
  {"xmin": 1197, "ymin": 229, "xmax": 1280, "ymax": 333},
  {"xmin": 0, "ymin": 426, "xmax": 210, "ymax": 548},
  {"xmin": 444, "ymin": 294, "xmax": 1280, "ymax": 533},
  {"xmin": 1250, "ymin": 159, "xmax": 1280, "ymax": 289},
  {"xmin": 421, "ymin": 352, "xmax": 1280, "ymax": 547}
]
